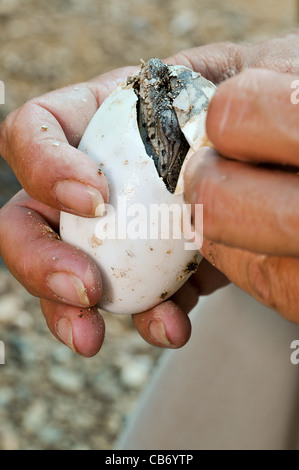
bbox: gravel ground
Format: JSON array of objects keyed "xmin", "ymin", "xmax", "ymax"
[
  {"xmin": 0, "ymin": 0, "xmax": 298, "ymax": 450},
  {"xmin": 0, "ymin": 270, "xmax": 161, "ymax": 449}
]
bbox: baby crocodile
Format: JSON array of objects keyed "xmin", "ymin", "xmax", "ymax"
[{"xmin": 128, "ymin": 58, "xmax": 190, "ymax": 193}]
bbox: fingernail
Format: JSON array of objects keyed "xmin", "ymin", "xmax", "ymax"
[
  {"xmin": 184, "ymin": 146, "xmax": 218, "ymax": 205},
  {"xmin": 47, "ymin": 272, "xmax": 90, "ymax": 306},
  {"xmin": 95, "ymin": 202, "xmax": 106, "ymax": 217},
  {"xmin": 56, "ymin": 317, "xmax": 76, "ymax": 352},
  {"xmin": 149, "ymin": 320, "xmax": 172, "ymax": 346},
  {"xmin": 55, "ymin": 180, "xmax": 105, "ymax": 216}
]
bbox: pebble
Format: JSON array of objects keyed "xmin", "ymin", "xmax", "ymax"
[
  {"xmin": 0, "ymin": 388, "xmax": 12, "ymax": 407},
  {"xmin": 23, "ymin": 401, "xmax": 48, "ymax": 433},
  {"xmin": 50, "ymin": 343, "xmax": 74, "ymax": 364},
  {"xmin": 170, "ymin": 10, "xmax": 197, "ymax": 36},
  {"xmin": 0, "ymin": 0, "xmax": 20, "ymax": 17},
  {"xmin": 0, "ymin": 427, "xmax": 20, "ymax": 450},
  {"xmin": 120, "ymin": 356, "xmax": 153, "ymax": 388},
  {"xmin": 39, "ymin": 427, "xmax": 63, "ymax": 445},
  {"xmin": 48, "ymin": 366, "xmax": 85, "ymax": 393},
  {"xmin": 0, "ymin": 294, "xmax": 22, "ymax": 323}
]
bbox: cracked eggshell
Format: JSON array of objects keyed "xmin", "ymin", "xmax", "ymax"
[
  {"xmin": 60, "ymin": 69, "xmax": 215, "ymax": 314},
  {"xmin": 170, "ymin": 66, "xmax": 216, "ymax": 195}
]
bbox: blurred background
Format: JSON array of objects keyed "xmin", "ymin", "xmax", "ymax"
[{"xmin": 0, "ymin": 0, "xmax": 298, "ymax": 450}]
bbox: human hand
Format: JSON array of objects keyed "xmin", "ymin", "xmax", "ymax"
[
  {"xmin": 0, "ymin": 66, "xmax": 138, "ymax": 357},
  {"xmin": 135, "ymin": 31, "xmax": 299, "ymax": 340},
  {"xmin": 1, "ymin": 32, "xmax": 299, "ymax": 358},
  {"xmin": 181, "ymin": 32, "xmax": 299, "ymax": 325},
  {"xmin": 0, "ymin": 63, "xmax": 199, "ymax": 355}
]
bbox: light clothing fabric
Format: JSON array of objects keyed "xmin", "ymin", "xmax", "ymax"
[{"xmin": 117, "ymin": 284, "xmax": 299, "ymax": 450}]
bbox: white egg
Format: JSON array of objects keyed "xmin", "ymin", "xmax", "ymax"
[{"xmin": 60, "ymin": 62, "xmax": 216, "ymax": 314}]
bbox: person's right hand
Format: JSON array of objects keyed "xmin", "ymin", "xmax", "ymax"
[
  {"xmin": 134, "ymin": 31, "xmax": 299, "ymax": 340},
  {"xmin": 178, "ymin": 32, "xmax": 299, "ymax": 325}
]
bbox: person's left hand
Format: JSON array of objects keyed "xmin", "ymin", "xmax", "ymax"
[
  {"xmin": 0, "ymin": 68, "xmax": 137, "ymax": 357},
  {"xmin": 1, "ymin": 64, "xmax": 212, "ymax": 356}
]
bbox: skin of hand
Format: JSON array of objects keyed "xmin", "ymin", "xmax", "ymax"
[
  {"xmin": 182, "ymin": 33, "xmax": 299, "ymax": 326},
  {"xmin": 1, "ymin": 32, "xmax": 299, "ymax": 356}
]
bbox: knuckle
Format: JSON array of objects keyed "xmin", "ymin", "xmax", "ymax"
[
  {"xmin": 246, "ymin": 255, "xmax": 297, "ymax": 320},
  {"xmin": 0, "ymin": 109, "xmax": 16, "ymax": 158},
  {"xmin": 0, "ymin": 103, "xmax": 30, "ymax": 161},
  {"xmin": 219, "ymin": 42, "xmax": 243, "ymax": 80}
]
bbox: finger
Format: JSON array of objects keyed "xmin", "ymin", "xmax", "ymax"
[
  {"xmin": 133, "ymin": 301, "xmax": 191, "ymax": 349},
  {"xmin": 0, "ymin": 68, "xmax": 135, "ymax": 217},
  {"xmin": 200, "ymin": 239, "xmax": 299, "ymax": 325},
  {"xmin": 169, "ymin": 257, "xmax": 230, "ymax": 313},
  {"xmin": 184, "ymin": 147, "xmax": 299, "ymax": 256},
  {"xmin": 165, "ymin": 42, "xmax": 244, "ymax": 83},
  {"xmin": 133, "ymin": 259, "xmax": 229, "ymax": 349},
  {"xmin": 206, "ymin": 68, "xmax": 299, "ymax": 166},
  {"xmin": 0, "ymin": 85, "xmax": 107, "ymax": 216},
  {"xmin": 186, "ymin": 257, "xmax": 230, "ymax": 296},
  {"xmin": 0, "ymin": 191, "xmax": 102, "ymax": 307},
  {"xmin": 41, "ymin": 299, "xmax": 105, "ymax": 357},
  {"xmin": 166, "ymin": 32, "xmax": 299, "ymax": 84},
  {"xmin": 239, "ymin": 31, "xmax": 299, "ymax": 74}
]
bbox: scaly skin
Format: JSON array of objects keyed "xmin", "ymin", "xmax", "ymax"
[{"xmin": 130, "ymin": 58, "xmax": 189, "ymax": 193}]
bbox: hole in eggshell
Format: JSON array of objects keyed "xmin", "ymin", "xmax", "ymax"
[{"xmin": 130, "ymin": 59, "xmax": 191, "ymax": 195}]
